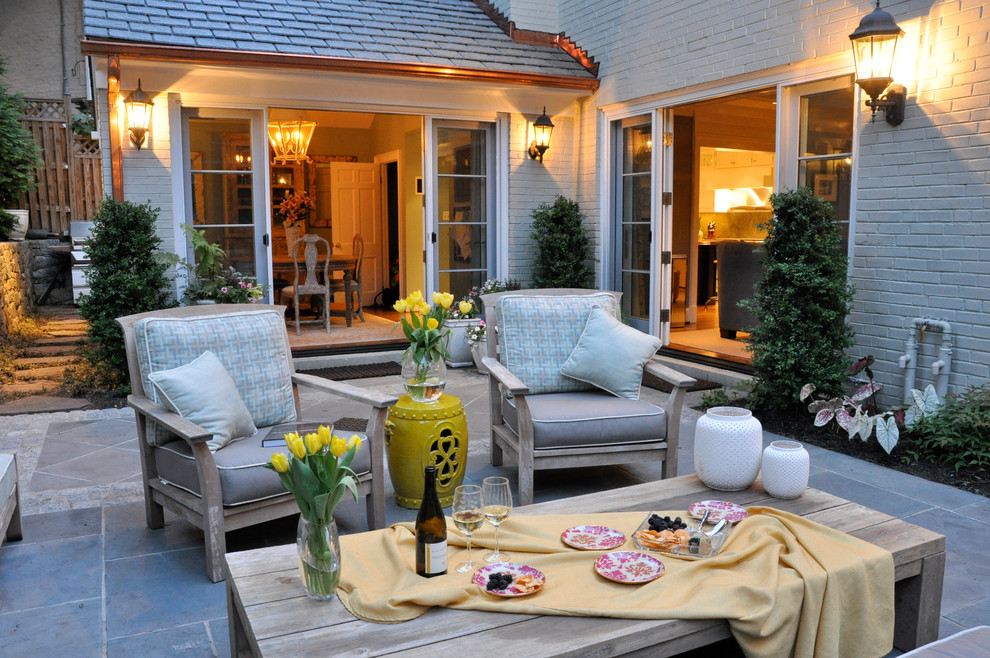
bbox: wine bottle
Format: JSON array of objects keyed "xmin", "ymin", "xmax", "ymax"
[{"xmin": 415, "ymin": 465, "xmax": 447, "ymax": 577}]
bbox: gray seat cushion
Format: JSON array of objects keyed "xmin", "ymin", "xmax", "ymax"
[
  {"xmin": 155, "ymin": 426, "xmax": 372, "ymax": 507},
  {"xmin": 502, "ymin": 391, "xmax": 666, "ymax": 450}
]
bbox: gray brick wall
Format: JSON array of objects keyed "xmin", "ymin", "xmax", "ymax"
[
  {"xmin": 0, "ymin": 0, "xmax": 87, "ymax": 99},
  {"xmin": 555, "ymin": 0, "xmax": 989, "ymax": 403}
]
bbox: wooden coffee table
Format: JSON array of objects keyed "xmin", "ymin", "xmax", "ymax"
[{"xmin": 226, "ymin": 474, "xmax": 945, "ymax": 657}]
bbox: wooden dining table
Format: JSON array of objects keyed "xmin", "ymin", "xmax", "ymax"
[
  {"xmin": 225, "ymin": 474, "xmax": 945, "ymax": 657},
  {"xmin": 272, "ymin": 253, "xmax": 357, "ymax": 326}
]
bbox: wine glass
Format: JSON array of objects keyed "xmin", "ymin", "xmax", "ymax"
[
  {"xmin": 482, "ymin": 476, "xmax": 512, "ymax": 563},
  {"xmin": 451, "ymin": 485, "xmax": 484, "ymax": 573}
]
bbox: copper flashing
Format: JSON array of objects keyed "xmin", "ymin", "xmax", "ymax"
[
  {"xmin": 80, "ymin": 39, "xmax": 599, "ymax": 92},
  {"xmin": 108, "ymin": 55, "xmax": 123, "ymax": 201},
  {"xmin": 471, "ymin": 0, "xmax": 599, "ymax": 76}
]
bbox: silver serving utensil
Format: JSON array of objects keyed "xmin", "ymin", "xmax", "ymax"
[
  {"xmin": 688, "ymin": 509, "xmax": 712, "ymax": 554},
  {"xmin": 707, "ymin": 518, "xmax": 728, "ymax": 536},
  {"xmin": 695, "ymin": 508, "xmax": 711, "ymax": 530}
]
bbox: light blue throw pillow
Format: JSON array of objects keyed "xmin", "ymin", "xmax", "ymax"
[
  {"xmin": 559, "ymin": 307, "xmax": 662, "ymax": 400},
  {"xmin": 148, "ymin": 351, "xmax": 258, "ymax": 451}
]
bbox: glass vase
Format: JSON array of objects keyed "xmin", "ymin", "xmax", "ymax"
[
  {"xmin": 296, "ymin": 516, "xmax": 341, "ymax": 601},
  {"xmin": 401, "ymin": 353, "xmax": 446, "ymax": 402}
]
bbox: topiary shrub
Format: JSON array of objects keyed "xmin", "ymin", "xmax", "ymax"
[
  {"xmin": 530, "ymin": 196, "xmax": 593, "ymax": 288},
  {"xmin": 0, "ymin": 59, "xmax": 42, "ymax": 236},
  {"xmin": 744, "ymin": 187, "xmax": 855, "ymax": 410},
  {"xmin": 78, "ymin": 199, "xmax": 176, "ymax": 388}
]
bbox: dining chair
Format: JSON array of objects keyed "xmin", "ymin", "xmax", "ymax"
[
  {"xmin": 330, "ymin": 234, "xmax": 365, "ymax": 323},
  {"xmin": 116, "ymin": 304, "xmax": 397, "ymax": 581},
  {"xmin": 280, "ymin": 234, "xmax": 332, "ymax": 335},
  {"xmin": 480, "ymin": 289, "xmax": 696, "ymax": 506}
]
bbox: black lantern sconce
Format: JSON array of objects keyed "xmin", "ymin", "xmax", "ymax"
[
  {"xmin": 849, "ymin": 1, "xmax": 906, "ymax": 126},
  {"xmin": 528, "ymin": 107, "xmax": 554, "ymax": 162},
  {"xmin": 123, "ymin": 79, "xmax": 154, "ymax": 149}
]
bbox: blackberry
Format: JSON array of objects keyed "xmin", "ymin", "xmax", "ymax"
[{"xmin": 487, "ymin": 572, "xmax": 513, "ymax": 590}]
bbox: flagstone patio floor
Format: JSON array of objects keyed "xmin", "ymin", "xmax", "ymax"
[{"xmin": 1, "ymin": 367, "xmax": 987, "ymax": 657}]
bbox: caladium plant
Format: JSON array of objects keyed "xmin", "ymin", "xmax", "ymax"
[{"xmin": 799, "ymin": 356, "xmax": 942, "ymax": 455}]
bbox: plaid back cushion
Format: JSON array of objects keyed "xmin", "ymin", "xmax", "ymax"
[
  {"xmin": 496, "ymin": 293, "xmax": 620, "ymax": 394},
  {"xmin": 134, "ymin": 309, "xmax": 297, "ymax": 445}
]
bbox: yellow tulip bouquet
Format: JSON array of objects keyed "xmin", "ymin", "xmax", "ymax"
[
  {"xmin": 266, "ymin": 426, "xmax": 362, "ymax": 598},
  {"xmin": 393, "ymin": 290, "xmax": 455, "ymax": 365}
]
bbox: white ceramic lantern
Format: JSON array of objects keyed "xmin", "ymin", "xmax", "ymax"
[
  {"xmin": 761, "ymin": 440, "xmax": 810, "ymax": 499},
  {"xmin": 694, "ymin": 407, "xmax": 763, "ymax": 491}
]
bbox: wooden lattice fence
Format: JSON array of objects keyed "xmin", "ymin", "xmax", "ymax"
[{"xmin": 19, "ymin": 97, "xmax": 103, "ymax": 235}]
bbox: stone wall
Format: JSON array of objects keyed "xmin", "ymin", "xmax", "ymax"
[{"xmin": 0, "ymin": 242, "xmax": 35, "ymax": 338}]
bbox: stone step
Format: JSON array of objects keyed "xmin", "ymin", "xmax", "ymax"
[
  {"xmin": 14, "ymin": 366, "xmax": 67, "ymax": 381},
  {"xmin": 34, "ymin": 335, "xmax": 86, "ymax": 347},
  {"xmin": 16, "ymin": 354, "xmax": 80, "ymax": 366},
  {"xmin": 20, "ymin": 345, "xmax": 81, "ymax": 358},
  {"xmin": 1, "ymin": 380, "xmax": 54, "ymax": 395}
]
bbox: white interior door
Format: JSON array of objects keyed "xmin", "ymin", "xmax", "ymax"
[{"xmin": 329, "ymin": 162, "xmax": 381, "ymax": 305}]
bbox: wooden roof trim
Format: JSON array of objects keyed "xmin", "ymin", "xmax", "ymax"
[
  {"xmin": 471, "ymin": 0, "xmax": 599, "ymax": 76},
  {"xmin": 80, "ymin": 39, "xmax": 599, "ymax": 92}
]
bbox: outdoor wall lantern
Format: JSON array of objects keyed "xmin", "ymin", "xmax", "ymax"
[
  {"xmin": 528, "ymin": 108, "xmax": 554, "ymax": 162},
  {"xmin": 123, "ymin": 79, "xmax": 153, "ymax": 149},
  {"xmin": 268, "ymin": 120, "xmax": 317, "ymax": 164},
  {"xmin": 849, "ymin": 1, "xmax": 906, "ymax": 126}
]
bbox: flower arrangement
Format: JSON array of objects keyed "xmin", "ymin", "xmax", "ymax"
[
  {"xmin": 277, "ymin": 190, "xmax": 316, "ymax": 228},
  {"xmin": 266, "ymin": 426, "xmax": 363, "ymax": 598},
  {"xmin": 393, "ymin": 290, "xmax": 455, "ymax": 364},
  {"xmin": 454, "ymin": 278, "xmax": 522, "ymax": 343},
  {"xmin": 266, "ymin": 426, "xmax": 363, "ymax": 524}
]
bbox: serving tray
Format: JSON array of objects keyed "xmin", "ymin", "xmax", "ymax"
[{"xmin": 630, "ymin": 511, "xmax": 736, "ymax": 560}]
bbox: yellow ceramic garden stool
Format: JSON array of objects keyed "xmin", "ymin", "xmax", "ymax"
[{"xmin": 384, "ymin": 394, "xmax": 468, "ymax": 508}]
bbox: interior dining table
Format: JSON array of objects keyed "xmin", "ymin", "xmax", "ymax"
[{"xmin": 272, "ymin": 253, "xmax": 357, "ymax": 326}]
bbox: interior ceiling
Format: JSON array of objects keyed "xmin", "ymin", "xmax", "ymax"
[
  {"xmin": 268, "ymin": 108, "xmax": 376, "ymax": 129},
  {"xmin": 676, "ymin": 88, "xmax": 777, "ymax": 114}
]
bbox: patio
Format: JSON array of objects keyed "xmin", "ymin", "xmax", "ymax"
[{"xmin": 1, "ymin": 366, "xmax": 988, "ymax": 656}]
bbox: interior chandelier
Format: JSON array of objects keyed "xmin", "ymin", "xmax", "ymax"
[{"xmin": 267, "ymin": 120, "xmax": 317, "ymax": 163}]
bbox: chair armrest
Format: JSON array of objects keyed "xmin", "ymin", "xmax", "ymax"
[
  {"xmin": 127, "ymin": 394, "xmax": 212, "ymax": 444},
  {"xmin": 645, "ymin": 359, "xmax": 697, "ymax": 388},
  {"xmin": 482, "ymin": 357, "xmax": 529, "ymax": 396},
  {"xmin": 292, "ymin": 372, "xmax": 399, "ymax": 408}
]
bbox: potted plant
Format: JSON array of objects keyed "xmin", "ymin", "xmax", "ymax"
[
  {"xmin": 0, "ymin": 60, "xmax": 42, "ymax": 241},
  {"xmin": 443, "ymin": 297, "xmax": 480, "ymax": 368},
  {"xmin": 276, "ymin": 190, "xmax": 315, "ymax": 250},
  {"xmin": 178, "ymin": 224, "xmax": 267, "ymax": 304},
  {"xmin": 456, "ymin": 278, "xmax": 522, "ymax": 370}
]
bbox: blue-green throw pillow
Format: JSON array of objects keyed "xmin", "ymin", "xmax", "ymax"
[
  {"xmin": 148, "ymin": 350, "xmax": 258, "ymax": 451},
  {"xmin": 559, "ymin": 307, "xmax": 662, "ymax": 399}
]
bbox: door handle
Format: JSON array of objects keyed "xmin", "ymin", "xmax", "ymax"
[
  {"xmin": 263, "ymin": 234, "xmax": 269, "ymax": 246},
  {"xmin": 431, "ymin": 232, "xmax": 437, "ymax": 244}
]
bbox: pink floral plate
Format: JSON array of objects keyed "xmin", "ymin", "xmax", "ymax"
[
  {"xmin": 594, "ymin": 551, "xmax": 665, "ymax": 584},
  {"xmin": 561, "ymin": 525, "xmax": 626, "ymax": 550},
  {"xmin": 688, "ymin": 500, "xmax": 748, "ymax": 523},
  {"xmin": 473, "ymin": 563, "xmax": 546, "ymax": 598}
]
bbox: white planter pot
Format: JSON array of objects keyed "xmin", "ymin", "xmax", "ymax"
[
  {"xmin": 471, "ymin": 337, "xmax": 488, "ymax": 373},
  {"xmin": 444, "ymin": 318, "xmax": 478, "ymax": 367},
  {"xmin": 761, "ymin": 441, "xmax": 810, "ymax": 499},
  {"xmin": 6, "ymin": 210, "xmax": 28, "ymax": 241},
  {"xmin": 694, "ymin": 406, "xmax": 763, "ymax": 491}
]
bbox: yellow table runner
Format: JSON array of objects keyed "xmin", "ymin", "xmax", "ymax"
[{"xmin": 337, "ymin": 508, "xmax": 894, "ymax": 657}]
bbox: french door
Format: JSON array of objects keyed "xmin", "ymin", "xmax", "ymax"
[
  {"xmin": 430, "ymin": 120, "xmax": 495, "ymax": 300},
  {"xmin": 181, "ymin": 109, "xmax": 269, "ymax": 292}
]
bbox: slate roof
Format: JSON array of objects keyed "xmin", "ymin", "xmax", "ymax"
[{"xmin": 82, "ymin": 0, "xmax": 594, "ymax": 80}]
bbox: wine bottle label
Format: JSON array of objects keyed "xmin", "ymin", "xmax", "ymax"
[{"xmin": 424, "ymin": 539, "xmax": 447, "ymax": 574}]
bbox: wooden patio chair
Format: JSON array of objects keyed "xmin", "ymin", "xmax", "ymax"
[
  {"xmin": 480, "ymin": 289, "xmax": 696, "ymax": 506},
  {"xmin": 329, "ymin": 234, "xmax": 365, "ymax": 323},
  {"xmin": 117, "ymin": 304, "xmax": 397, "ymax": 582},
  {"xmin": 281, "ymin": 234, "xmax": 332, "ymax": 335}
]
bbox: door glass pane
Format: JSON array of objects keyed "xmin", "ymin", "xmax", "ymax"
[
  {"xmin": 799, "ymin": 157, "xmax": 852, "ymax": 224},
  {"xmin": 186, "ymin": 118, "xmax": 256, "ymax": 277},
  {"xmin": 616, "ymin": 119, "xmax": 652, "ymax": 330},
  {"xmin": 437, "ymin": 125, "xmax": 490, "ymax": 299},
  {"xmin": 623, "ymin": 125, "xmax": 652, "ymax": 173},
  {"xmin": 799, "ymin": 88, "xmax": 854, "ymax": 156}
]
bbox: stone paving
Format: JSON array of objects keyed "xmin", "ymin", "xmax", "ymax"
[{"xmin": 0, "ymin": 367, "xmax": 988, "ymax": 657}]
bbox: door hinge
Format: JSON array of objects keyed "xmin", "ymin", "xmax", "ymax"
[
  {"xmin": 662, "ymin": 191, "xmax": 673, "ymax": 206},
  {"xmin": 659, "ymin": 308, "xmax": 671, "ymax": 323},
  {"xmin": 662, "ymin": 132, "xmax": 673, "ymax": 147},
  {"xmin": 661, "ymin": 251, "xmax": 672, "ymax": 265}
]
